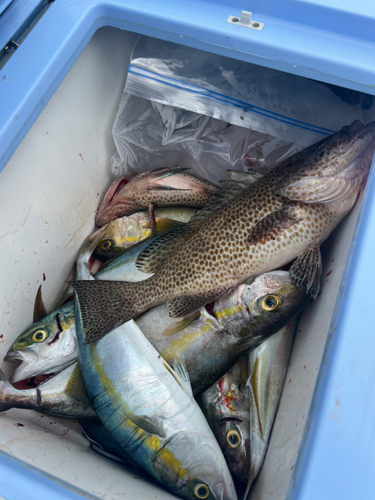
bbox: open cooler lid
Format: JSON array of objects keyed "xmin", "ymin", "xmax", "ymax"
[{"xmin": 0, "ymin": 0, "xmax": 50, "ymax": 67}]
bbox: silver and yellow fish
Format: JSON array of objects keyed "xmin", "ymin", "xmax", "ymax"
[
  {"xmin": 197, "ymin": 357, "xmax": 250, "ymax": 486},
  {"xmin": 75, "ymin": 310, "xmax": 237, "ymax": 500},
  {"xmin": 73, "ymin": 121, "xmax": 375, "ymax": 343},
  {"xmin": 96, "ymin": 167, "xmax": 219, "ymax": 226},
  {"xmin": 244, "ymin": 318, "xmax": 297, "ymax": 496},
  {"xmin": 93, "ymin": 207, "xmax": 196, "ymax": 261}
]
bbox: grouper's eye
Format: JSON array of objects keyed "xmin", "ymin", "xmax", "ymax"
[
  {"xmin": 194, "ymin": 483, "xmax": 210, "ymax": 499},
  {"xmin": 226, "ymin": 429, "xmax": 241, "ymax": 448},
  {"xmin": 261, "ymin": 294, "xmax": 281, "ymax": 311},
  {"xmin": 100, "ymin": 239, "xmax": 112, "ymax": 251},
  {"xmin": 32, "ymin": 330, "xmax": 48, "ymax": 342}
]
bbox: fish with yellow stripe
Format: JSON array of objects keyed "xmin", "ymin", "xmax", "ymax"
[
  {"xmin": 74, "ymin": 309, "xmax": 237, "ymax": 500},
  {"xmin": 93, "ymin": 206, "xmax": 196, "ymax": 261}
]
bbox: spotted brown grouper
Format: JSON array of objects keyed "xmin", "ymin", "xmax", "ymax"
[
  {"xmin": 73, "ymin": 121, "xmax": 375, "ymax": 344},
  {"xmin": 96, "ymin": 167, "xmax": 220, "ymax": 227}
]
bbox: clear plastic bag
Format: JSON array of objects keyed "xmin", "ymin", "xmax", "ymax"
[
  {"xmin": 125, "ymin": 36, "xmax": 366, "ymax": 146},
  {"xmin": 111, "ymin": 93, "xmax": 301, "ymax": 184}
]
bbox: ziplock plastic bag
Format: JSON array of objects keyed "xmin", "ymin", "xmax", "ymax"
[
  {"xmin": 111, "ymin": 93, "xmax": 301, "ymax": 184},
  {"xmin": 125, "ymin": 36, "xmax": 366, "ymax": 146}
]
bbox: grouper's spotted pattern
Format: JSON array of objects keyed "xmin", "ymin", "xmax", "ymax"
[{"xmin": 74, "ymin": 121, "xmax": 375, "ymax": 343}]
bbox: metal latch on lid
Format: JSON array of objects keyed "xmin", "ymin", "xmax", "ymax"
[{"xmin": 227, "ymin": 11, "xmax": 264, "ymax": 31}]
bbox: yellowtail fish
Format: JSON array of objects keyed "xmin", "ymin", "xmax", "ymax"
[
  {"xmin": 75, "ymin": 313, "xmax": 237, "ymax": 500},
  {"xmin": 96, "ymin": 167, "xmax": 220, "ymax": 227},
  {"xmin": 244, "ymin": 318, "xmax": 297, "ymax": 497},
  {"xmin": 73, "ymin": 121, "xmax": 375, "ymax": 344},
  {"xmin": 93, "ymin": 207, "xmax": 196, "ymax": 261},
  {"xmin": 197, "ymin": 357, "xmax": 250, "ymax": 486}
]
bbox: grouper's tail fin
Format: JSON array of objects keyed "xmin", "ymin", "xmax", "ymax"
[{"xmin": 72, "ymin": 280, "xmax": 141, "ymax": 344}]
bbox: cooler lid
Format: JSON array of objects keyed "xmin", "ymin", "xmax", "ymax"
[{"xmin": 0, "ymin": 0, "xmax": 49, "ymax": 66}]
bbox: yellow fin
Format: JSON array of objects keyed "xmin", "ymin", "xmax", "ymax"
[
  {"xmin": 65, "ymin": 363, "xmax": 90, "ymax": 405},
  {"xmin": 162, "ymin": 311, "xmax": 200, "ymax": 337}
]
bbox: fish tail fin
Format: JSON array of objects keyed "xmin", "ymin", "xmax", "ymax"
[
  {"xmin": 0, "ymin": 369, "xmax": 16, "ymax": 412},
  {"xmin": 72, "ymin": 280, "xmax": 143, "ymax": 344}
]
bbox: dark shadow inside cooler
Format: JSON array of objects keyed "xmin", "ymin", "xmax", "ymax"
[{"xmin": 0, "ymin": 26, "xmax": 370, "ymax": 500}]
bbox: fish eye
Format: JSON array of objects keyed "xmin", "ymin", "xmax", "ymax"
[
  {"xmin": 32, "ymin": 330, "xmax": 48, "ymax": 342},
  {"xmin": 100, "ymin": 239, "xmax": 112, "ymax": 251},
  {"xmin": 226, "ymin": 429, "xmax": 241, "ymax": 448},
  {"xmin": 194, "ymin": 484, "xmax": 210, "ymax": 499},
  {"xmin": 261, "ymin": 294, "xmax": 281, "ymax": 311}
]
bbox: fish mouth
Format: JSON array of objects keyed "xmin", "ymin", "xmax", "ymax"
[
  {"xmin": 4, "ymin": 349, "xmax": 39, "ymax": 383},
  {"xmin": 4, "ymin": 349, "xmax": 35, "ymax": 363},
  {"xmin": 96, "ymin": 177, "xmax": 129, "ymax": 226}
]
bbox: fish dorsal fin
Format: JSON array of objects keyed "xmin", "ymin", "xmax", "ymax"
[
  {"xmin": 65, "ymin": 362, "xmax": 91, "ymax": 406},
  {"xmin": 126, "ymin": 414, "xmax": 166, "ymax": 437},
  {"xmin": 33, "ymin": 285, "xmax": 48, "ymax": 323},
  {"xmin": 136, "ymin": 227, "xmax": 188, "ymax": 274},
  {"xmin": 136, "ymin": 183, "xmax": 248, "ymax": 274}
]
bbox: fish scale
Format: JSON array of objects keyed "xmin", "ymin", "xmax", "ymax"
[{"xmin": 73, "ymin": 121, "xmax": 375, "ymax": 344}]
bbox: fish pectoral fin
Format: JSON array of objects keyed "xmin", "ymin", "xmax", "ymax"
[
  {"xmin": 290, "ymin": 241, "xmax": 322, "ymax": 299},
  {"xmin": 33, "ymin": 285, "xmax": 48, "ymax": 323},
  {"xmin": 162, "ymin": 311, "xmax": 200, "ymax": 337},
  {"xmin": 65, "ymin": 362, "xmax": 91, "ymax": 405},
  {"xmin": 246, "ymin": 204, "xmax": 302, "ymax": 245},
  {"xmin": 280, "ymin": 174, "xmax": 359, "ymax": 205},
  {"xmin": 126, "ymin": 413, "xmax": 166, "ymax": 437},
  {"xmin": 136, "ymin": 227, "xmax": 187, "ymax": 274},
  {"xmin": 167, "ymin": 291, "xmax": 225, "ymax": 319}
]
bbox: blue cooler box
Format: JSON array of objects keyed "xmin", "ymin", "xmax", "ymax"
[{"xmin": 0, "ymin": 1, "xmax": 374, "ymax": 499}]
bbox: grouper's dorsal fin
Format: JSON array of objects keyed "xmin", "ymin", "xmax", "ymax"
[
  {"xmin": 65, "ymin": 362, "xmax": 91, "ymax": 406},
  {"xmin": 136, "ymin": 184, "xmax": 249, "ymax": 274},
  {"xmin": 33, "ymin": 285, "xmax": 48, "ymax": 323},
  {"xmin": 136, "ymin": 226, "xmax": 188, "ymax": 274}
]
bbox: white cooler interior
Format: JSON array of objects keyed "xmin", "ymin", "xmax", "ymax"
[{"xmin": 0, "ymin": 26, "xmax": 365, "ymax": 500}]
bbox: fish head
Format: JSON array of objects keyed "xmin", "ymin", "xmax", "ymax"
[
  {"xmin": 217, "ymin": 413, "xmax": 250, "ymax": 486},
  {"xmin": 215, "ymin": 271, "xmax": 308, "ymax": 341},
  {"xmin": 4, "ymin": 303, "xmax": 77, "ymax": 383},
  {"xmin": 199, "ymin": 362, "xmax": 250, "ymax": 486},
  {"xmin": 92, "ymin": 212, "xmax": 152, "ymax": 261},
  {"xmin": 285, "ymin": 120, "xmax": 375, "ymax": 185},
  {"xmin": 93, "ymin": 211, "xmax": 186, "ymax": 261},
  {"xmin": 163, "ymin": 430, "xmax": 237, "ymax": 500}
]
